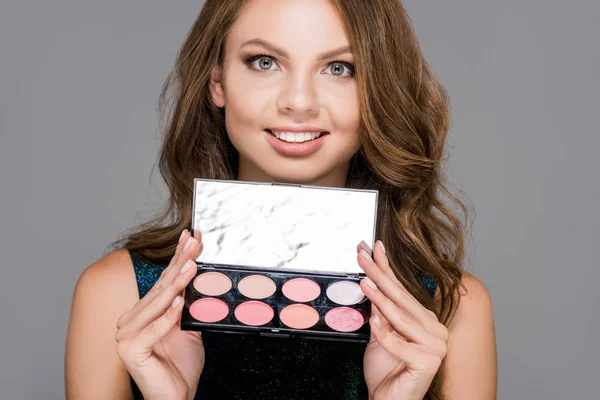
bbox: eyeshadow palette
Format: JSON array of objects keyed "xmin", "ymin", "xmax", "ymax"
[{"xmin": 181, "ymin": 178, "xmax": 379, "ymax": 342}]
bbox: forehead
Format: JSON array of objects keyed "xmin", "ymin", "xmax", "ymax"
[{"xmin": 228, "ymin": 0, "xmax": 350, "ymax": 53}]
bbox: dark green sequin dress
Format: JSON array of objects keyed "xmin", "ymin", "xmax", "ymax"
[{"xmin": 129, "ymin": 250, "xmax": 437, "ymax": 400}]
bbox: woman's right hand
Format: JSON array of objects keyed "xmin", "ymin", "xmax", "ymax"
[{"xmin": 116, "ymin": 229, "xmax": 205, "ymax": 400}]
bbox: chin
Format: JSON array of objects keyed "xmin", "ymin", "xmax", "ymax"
[
  {"xmin": 259, "ymin": 164, "xmax": 332, "ymax": 186},
  {"xmin": 266, "ymin": 171, "xmax": 324, "ymax": 185}
]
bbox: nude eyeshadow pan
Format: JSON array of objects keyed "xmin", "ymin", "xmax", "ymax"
[
  {"xmin": 193, "ymin": 271, "xmax": 232, "ymax": 296},
  {"xmin": 238, "ymin": 275, "xmax": 276, "ymax": 299}
]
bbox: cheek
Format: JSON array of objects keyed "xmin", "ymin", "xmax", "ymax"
[
  {"xmin": 325, "ymin": 85, "xmax": 361, "ymax": 137},
  {"xmin": 223, "ymin": 69, "xmax": 273, "ymax": 130}
]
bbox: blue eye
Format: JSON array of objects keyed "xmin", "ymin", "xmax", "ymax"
[
  {"xmin": 325, "ymin": 62, "xmax": 355, "ymax": 77},
  {"xmin": 245, "ymin": 55, "xmax": 278, "ymax": 71},
  {"xmin": 244, "ymin": 54, "xmax": 355, "ymax": 77}
]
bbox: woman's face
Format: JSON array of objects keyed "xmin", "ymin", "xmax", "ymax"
[{"xmin": 210, "ymin": 0, "xmax": 360, "ymax": 187}]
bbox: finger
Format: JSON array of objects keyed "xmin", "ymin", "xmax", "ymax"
[
  {"xmin": 193, "ymin": 229, "xmax": 203, "ymax": 245},
  {"xmin": 360, "ymin": 276, "xmax": 447, "ymax": 358},
  {"xmin": 146, "ymin": 229, "xmax": 192, "ymax": 296},
  {"xmin": 370, "ymin": 244, "xmax": 448, "ymax": 340},
  {"xmin": 162, "ymin": 234, "xmax": 203, "ymax": 284},
  {"xmin": 358, "ymin": 249, "xmax": 441, "ymax": 336},
  {"xmin": 119, "ymin": 231, "xmax": 202, "ymax": 329},
  {"xmin": 372, "ymin": 304, "xmax": 397, "ymax": 333},
  {"xmin": 357, "ymin": 240, "xmax": 372, "ymax": 255},
  {"xmin": 359, "ymin": 240, "xmax": 399, "ymax": 286},
  {"xmin": 369, "ymin": 315, "xmax": 443, "ymax": 373},
  {"xmin": 118, "ymin": 295, "xmax": 185, "ymax": 364},
  {"xmin": 163, "ymin": 230, "xmax": 202, "ymax": 282},
  {"xmin": 368, "ymin": 303, "xmax": 392, "ymax": 344},
  {"xmin": 371, "ymin": 240, "xmax": 409, "ymax": 290},
  {"xmin": 115, "ymin": 241, "xmax": 200, "ymax": 341}
]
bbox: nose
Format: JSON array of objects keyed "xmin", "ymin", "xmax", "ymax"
[{"xmin": 276, "ymin": 72, "xmax": 319, "ymax": 119}]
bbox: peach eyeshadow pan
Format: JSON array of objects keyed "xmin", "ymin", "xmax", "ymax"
[
  {"xmin": 193, "ymin": 271, "xmax": 232, "ymax": 296},
  {"xmin": 280, "ymin": 304, "xmax": 320, "ymax": 329}
]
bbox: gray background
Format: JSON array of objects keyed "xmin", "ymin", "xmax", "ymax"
[{"xmin": 0, "ymin": 0, "xmax": 598, "ymax": 398}]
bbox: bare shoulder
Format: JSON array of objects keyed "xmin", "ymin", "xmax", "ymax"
[
  {"xmin": 74, "ymin": 248, "xmax": 139, "ymax": 302},
  {"xmin": 65, "ymin": 249, "xmax": 139, "ymax": 400},
  {"xmin": 454, "ymin": 271, "xmax": 494, "ymax": 320},
  {"xmin": 442, "ymin": 271, "xmax": 497, "ymax": 399}
]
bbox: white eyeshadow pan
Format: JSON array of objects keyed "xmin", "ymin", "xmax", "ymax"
[{"xmin": 326, "ymin": 281, "xmax": 365, "ymax": 305}]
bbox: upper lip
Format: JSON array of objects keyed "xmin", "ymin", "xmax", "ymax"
[{"xmin": 267, "ymin": 126, "xmax": 328, "ymax": 133}]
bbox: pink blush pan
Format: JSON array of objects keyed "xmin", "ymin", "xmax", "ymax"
[
  {"xmin": 282, "ymin": 278, "xmax": 321, "ymax": 302},
  {"xmin": 234, "ymin": 301, "xmax": 274, "ymax": 326},
  {"xmin": 189, "ymin": 298, "xmax": 229, "ymax": 323},
  {"xmin": 324, "ymin": 307, "xmax": 364, "ymax": 332}
]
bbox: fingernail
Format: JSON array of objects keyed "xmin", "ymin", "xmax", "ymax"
[
  {"xmin": 377, "ymin": 240, "xmax": 385, "ymax": 255},
  {"xmin": 359, "ymin": 240, "xmax": 371, "ymax": 253},
  {"xmin": 360, "ymin": 249, "xmax": 373, "ymax": 262},
  {"xmin": 373, "ymin": 315, "xmax": 382, "ymax": 328},
  {"xmin": 179, "ymin": 229, "xmax": 188, "ymax": 244},
  {"xmin": 183, "ymin": 237, "xmax": 194, "ymax": 252},
  {"xmin": 180, "ymin": 260, "xmax": 193, "ymax": 274},
  {"xmin": 364, "ymin": 277, "xmax": 378, "ymax": 290},
  {"xmin": 171, "ymin": 296, "xmax": 181, "ymax": 308}
]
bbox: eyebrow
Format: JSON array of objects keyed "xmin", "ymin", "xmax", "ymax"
[{"xmin": 240, "ymin": 38, "xmax": 352, "ymax": 60}]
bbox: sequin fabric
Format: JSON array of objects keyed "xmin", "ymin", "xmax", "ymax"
[
  {"xmin": 420, "ymin": 274, "xmax": 437, "ymax": 298},
  {"xmin": 128, "ymin": 250, "xmax": 437, "ymax": 400}
]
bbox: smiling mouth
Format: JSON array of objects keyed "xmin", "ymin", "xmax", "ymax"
[{"xmin": 265, "ymin": 129, "xmax": 329, "ymax": 143}]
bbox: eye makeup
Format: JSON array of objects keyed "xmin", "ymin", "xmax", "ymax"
[
  {"xmin": 237, "ymin": 275, "xmax": 276, "ymax": 299},
  {"xmin": 282, "ymin": 278, "xmax": 321, "ymax": 302},
  {"xmin": 326, "ymin": 281, "xmax": 364, "ymax": 305},
  {"xmin": 181, "ymin": 179, "xmax": 378, "ymax": 342},
  {"xmin": 193, "ymin": 272, "xmax": 232, "ymax": 296}
]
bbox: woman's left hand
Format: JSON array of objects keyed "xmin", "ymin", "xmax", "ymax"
[{"xmin": 358, "ymin": 240, "xmax": 449, "ymax": 400}]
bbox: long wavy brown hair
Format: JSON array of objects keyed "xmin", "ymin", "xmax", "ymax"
[{"xmin": 113, "ymin": 1, "xmax": 470, "ymax": 398}]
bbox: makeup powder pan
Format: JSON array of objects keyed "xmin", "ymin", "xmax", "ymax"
[
  {"xmin": 189, "ymin": 298, "xmax": 229, "ymax": 323},
  {"xmin": 234, "ymin": 301, "xmax": 274, "ymax": 326},
  {"xmin": 326, "ymin": 281, "xmax": 365, "ymax": 305},
  {"xmin": 280, "ymin": 304, "xmax": 320, "ymax": 329},
  {"xmin": 325, "ymin": 307, "xmax": 365, "ymax": 332},
  {"xmin": 282, "ymin": 278, "xmax": 321, "ymax": 302},
  {"xmin": 238, "ymin": 274, "xmax": 276, "ymax": 299},
  {"xmin": 193, "ymin": 272, "xmax": 232, "ymax": 296}
]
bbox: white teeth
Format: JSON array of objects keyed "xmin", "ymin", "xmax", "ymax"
[{"xmin": 271, "ymin": 131, "xmax": 324, "ymax": 143}]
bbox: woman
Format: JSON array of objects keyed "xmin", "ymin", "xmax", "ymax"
[{"xmin": 65, "ymin": 0, "xmax": 497, "ymax": 399}]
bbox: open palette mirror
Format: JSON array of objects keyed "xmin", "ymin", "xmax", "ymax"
[{"xmin": 180, "ymin": 178, "xmax": 379, "ymax": 342}]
